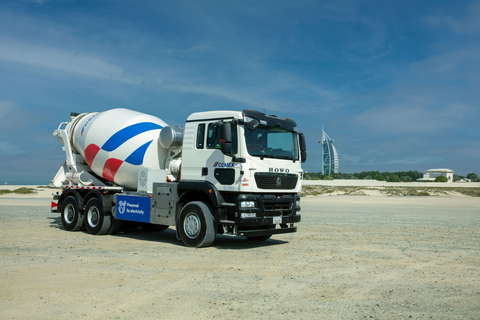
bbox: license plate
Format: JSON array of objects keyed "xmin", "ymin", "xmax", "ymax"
[{"xmin": 273, "ymin": 216, "xmax": 282, "ymax": 224}]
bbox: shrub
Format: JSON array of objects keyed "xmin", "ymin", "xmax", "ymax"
[
  {"xmin": 14, "ymin": 187, "xmax": 36, "ymax": 194},
  {"xmin": 388, "ymin": 174, "xmax": 401, "ymax": 182},
  {"xmin": 323, "ymin": 175, "xmax": 333, "ymax": 180},
  {"xmin": 375, "ymin": 174, "xmax": 386, "ymax": 181},
  {"xmin": 435, "ymin": 176, "xmax": 449, "ymax": 183}
]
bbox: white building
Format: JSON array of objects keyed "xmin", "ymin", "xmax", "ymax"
[
  {"xmin": 417, "ymin": 168, "xmax": 454, "ymax": 182},
  {"xmin": 319, "ymin": 129, "xmax": 339, "ymax": 175}
]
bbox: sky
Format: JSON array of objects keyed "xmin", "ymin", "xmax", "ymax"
[{"xmin": 0, "ymin": 0, "xmax": 479, "ymax": 184}]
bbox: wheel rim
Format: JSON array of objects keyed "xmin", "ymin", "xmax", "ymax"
[
  {"xmin": 184, "ymin": 212, "xmax": 201, "ymax": 239},
  {"xmin": 87, "ymin": 206, "xmax": 100, "ymax": 227},
  {"xmin": 64, "ymin": 203, "xmax": 75, "ymax": 224}
]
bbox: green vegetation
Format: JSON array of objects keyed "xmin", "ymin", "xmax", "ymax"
[
  {"xmin": 388, "ymin": 174, "xmax": 401, "ymax": 182},
  {"xmin": 435, "ymin": 176, "xmax": 449, "ymax": 182},
  {"xmin": 467, "ymin": 173, "xmax": 479, "ymax": 182},
  {"xmin": 303, "ymin": 170, "xmax": 480, "ymax": 183},
  {"xmin": 0, "ymin": 187, "xmax": 37, "ymax": 195},
  {"xmin": 304, "ymin": 170, "xmax": 424, "ymax": 182},
  {"xmin": 299, "ymin": 186, "xmax": 480, "ymax": 197}
]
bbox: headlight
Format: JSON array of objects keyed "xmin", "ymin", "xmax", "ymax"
[
  {"xmin": 241, "ymin": 212, "xmax": 257, "ymax": 218},
  {"xmin": 240, "ymin": 201, "xmax": 256, "ymax": 208},
  {"xmin": 295, "ymin": 200, "xmax": 300, "ymax": 207}
]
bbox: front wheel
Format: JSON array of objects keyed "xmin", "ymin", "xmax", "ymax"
[
  {"xmin": 84, "ymin": 198, "xmax": 111, "ymax": 235},
  {"xmin": 60, "ymin": 196, "xmax": 84, "ymax": 231},
  {"xmin": 178, "ymin": 201, "xmax": 216, "ymax": 248}
]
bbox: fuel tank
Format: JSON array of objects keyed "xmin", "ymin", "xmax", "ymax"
[{"xmin": 69, "ymin": 108, "xmax": 169, "ymax": 190}]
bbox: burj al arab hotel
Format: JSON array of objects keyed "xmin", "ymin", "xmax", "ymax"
[{"xmin": 319, "ymin": 129, "xmax": 339, "ymax": 175}]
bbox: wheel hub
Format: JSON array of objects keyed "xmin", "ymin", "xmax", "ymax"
[
  {"xmin": 64, "ymin": 204, "xmax": 74, "ymax": 223},
  {"xmin": 184, "ymin": 212, "xmax": 201, "ymax": 239},
  {"xmin": 88, "ymin": 207, "xmax": 99, "ymax": 227}
]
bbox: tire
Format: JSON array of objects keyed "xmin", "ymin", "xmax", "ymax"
[
  {"xmin": 60, "ymin": 196, "xmax": 84, "ymax": 231},
  {"xmin": 108, "ymin": 218, "xmax": 123, "ymax": 234},
  {"xmin": 178, "ymin": 201, "xmax": 216, "ymax": 248},
  {"xmin": 140, "ymin": 223, "xmax": 169, "ymax": 232},
  {"xmin": 84, "ymin": 198, "xmax": 111, "ymax": 235},
  {"xmin": 107, "ymin": 206, "xmax": 123, "ymax": 235}
]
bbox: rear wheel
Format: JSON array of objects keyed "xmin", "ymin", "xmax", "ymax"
[
  {"xmin": 84, "ymin": 198, "xmax": 111, "ymax": 235},
  {"xmin": 108, "ymin": 218, "xmax": 123, "ymax": 234},
  {"xmin": 178, "ymin": 201, "xmax": 215, "ymax": 248},
  {"xmin": 60, "ymin": 196, "xmax": 84, "ymax": 231}
]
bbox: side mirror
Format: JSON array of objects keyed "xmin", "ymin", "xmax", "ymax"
[
  {"xmin": 299, "ymin": 133, "xmax": 307, "ymax": 163},
  {"xmin": 220, "ymin": 123, "xmax": 233, "ymax": 155},
  {"xmin": 246, "ymin": 119, "xmax": 259, "ymax": 131},
  {"xmin": 221, "ymin": 142, "xmax": 232, "ymax": 154},
  {"xmin": 301, "ymin": 151, "xmax": 307, "ymax": 162}
]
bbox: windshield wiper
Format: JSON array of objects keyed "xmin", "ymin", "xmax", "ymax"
[
  {"xmin": 274, "ymin": 155, "xmax": 294, "ymax": 160},
  {"xmin": 258, "ymin": 154, "xmax": 275, "ymax": 159}
]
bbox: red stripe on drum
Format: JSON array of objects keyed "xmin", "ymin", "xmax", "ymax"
[
  {"xmin": 84, "ymin": 144, "xmax": 101, "ymax": 167},
  {"xmin": 102, "ymin": 158, "xmax": 124, "ymax": 182}
]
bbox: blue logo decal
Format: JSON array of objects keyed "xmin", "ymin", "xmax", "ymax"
[
  {"xmin": 116, "ymin": 195, "xmax": 151, "ymax": 223},
  {"xmin": 213, "ymin": 162, "xmax": 235, "ymax": 168}
]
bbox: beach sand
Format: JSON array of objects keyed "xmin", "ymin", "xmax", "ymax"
[{"xmin": 0, "ymin": 186, "xmax": 479, "ymax": 319}]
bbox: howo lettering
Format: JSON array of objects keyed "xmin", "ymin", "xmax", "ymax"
[{"xmin": 51, "ymin": 108, "xmax": 307, "ymax": 247}]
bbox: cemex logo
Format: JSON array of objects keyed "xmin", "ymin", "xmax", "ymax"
[{"xmin": 213, "ymin": 162, "xmax": 235, "ymax": 168}]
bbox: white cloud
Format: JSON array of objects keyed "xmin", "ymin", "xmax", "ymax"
[
  {"xmin": 0, "ymin": 141, "xmax": 26, "ymax": 156},
  {"xmin": 0, "ymin": 100, "xmax": 16, "ymax": 118},
  {"xmin": 352, "ymin": 102, "xmax": 474, "ymax": 135},
  {"xmin": 0, "ymin": 41, "xmax": 137, "ymax": 84},
  {"xmin": 423, "ymin": 2, "xmax": 480, "ymax": 34}
]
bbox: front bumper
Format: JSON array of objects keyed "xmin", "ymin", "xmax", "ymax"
[
  {"xmin": 234, "ymin": 193, "xmax": 301, "ymax": 227},
  {"xmin": 239, "ymin": 226, "xmax": 297, "ymax": 237}
]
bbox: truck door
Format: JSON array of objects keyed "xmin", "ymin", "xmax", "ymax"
[{"xmin": 203, "ymin": 122, "xmax": 241, "ymax": 191}]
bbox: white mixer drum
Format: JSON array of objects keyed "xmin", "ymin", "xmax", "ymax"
[{"xmin": 71, "ymin": 108, "xmax": 169, "ymax": 190}]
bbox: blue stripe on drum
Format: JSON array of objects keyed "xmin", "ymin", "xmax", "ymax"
[
  {"xmin": 102, "ymin": 122, "xmax": 162, "ymax": 152},
  {"xmin": 125, "ymin": 140, "xmax": 154, "ymax": 165}
]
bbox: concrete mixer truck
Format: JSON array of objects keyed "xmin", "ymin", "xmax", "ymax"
[{"xmin": 51, "ymin": 108, "xmax": 306, "ymax": 247}]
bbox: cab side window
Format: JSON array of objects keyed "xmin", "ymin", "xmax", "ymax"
[
  {"xmin": 206, "ymin": 123, "xmax": 218, "ymax": 149},
  {"xmin": 196, "ymin": 123, "xmax": 205, "ymax": 149},
  {"xmin": 206, "ymin": 122, "xmax": 238, "ymax": 152}
]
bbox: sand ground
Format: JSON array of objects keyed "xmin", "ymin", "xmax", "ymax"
[{"xmin": 0, "ymin": 186, "xmax": 479, "ymax": 319}]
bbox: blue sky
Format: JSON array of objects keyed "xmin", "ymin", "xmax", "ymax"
[{"xmin": 0, "ymin": 0, "xmax": 479, "ymax": 184}]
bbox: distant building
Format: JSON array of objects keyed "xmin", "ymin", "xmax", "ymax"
[
  {"xmin": 417, "ymin": 168, "xmax": 454, "ymax": 182},
  {"xmin": 319, "ymin": 129, "xmax": 339, "ymax": 175}
]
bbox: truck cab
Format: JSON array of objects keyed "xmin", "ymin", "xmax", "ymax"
[{"xmin": 179, "ymin": 109, "xmax": 306, "ymax": 243}]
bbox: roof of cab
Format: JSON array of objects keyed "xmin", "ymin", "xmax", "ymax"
[{"xmin": 186, "ymin": 110, "xmax": 244, "ymax": 122}]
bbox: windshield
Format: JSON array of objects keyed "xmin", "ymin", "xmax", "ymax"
[{"xmin": 245, "ymin": 126, "xmax": 299, "ymax": 160}]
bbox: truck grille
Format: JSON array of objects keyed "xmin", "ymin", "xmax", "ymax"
[
  {"xmin": 263, "ymin": 201, "xmax": 293, "ymax": 216},
  {"xmin": 254, "ymin": 173, "xmax": 298, "ymax": 190}
]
